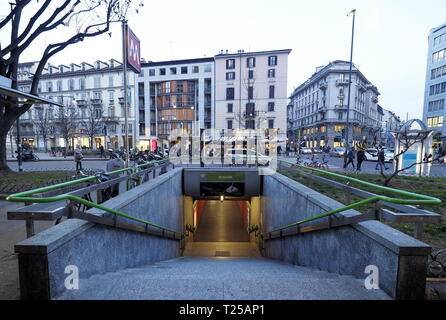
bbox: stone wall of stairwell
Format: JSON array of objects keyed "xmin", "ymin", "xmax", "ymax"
[
  {"xmin": 15, "ymin": 168, "xmax": 184, "ymax": 300},
  {"xmin": 260, "ymin": 172, "xmax": 431, "ymax": 300}
]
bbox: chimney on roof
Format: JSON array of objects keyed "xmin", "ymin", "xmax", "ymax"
[{"xmin": 226, "ymin": 50, "xmax": 228, "ymax": 54}]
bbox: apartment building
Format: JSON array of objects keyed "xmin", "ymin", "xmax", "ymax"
[
  {"xmin": 288, "ymin": 60, "xmax": 381, "ymax": 148},
  {"xmin": 136, "ymin": 58, "xmax": 214, "ymax": 150},
  {"xmin": 214, "ymin": 49, "xmax": 291, "ymax": 142},
  {"xmin": 423, "ymin": 22, "xmax": 446, "ymax": 150},
  {"xmin": 16, "ymin": 59, "xmax": 137, "ymax": 150}
]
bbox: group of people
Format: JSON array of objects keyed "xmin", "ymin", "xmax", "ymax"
[{"xmin": 343, "ymin": 146, "xmax": 389, "ymax": 172}]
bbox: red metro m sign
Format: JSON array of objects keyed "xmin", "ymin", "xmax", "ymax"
[{"xmin": 126, "ymin": 26, "xmax": 141, "ymax": 73}]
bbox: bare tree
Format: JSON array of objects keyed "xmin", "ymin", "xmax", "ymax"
[
  {"xmin": 56, "ymin": 107, "xmax": 78, "ymax": 157},
  {"xmin": 0, "ymin": 0, "xmax": 143, "ymax": 171},
  {"xmin": 379, "ymin": 129, "xmax": 441, "ymax": 186},
  {"xmin": 32, "ymin": 107, "xmax": 52, "ymax": 152},
  {"xmin": 80, "ymin": 103, "xmax": 103, "ymax": 148}
]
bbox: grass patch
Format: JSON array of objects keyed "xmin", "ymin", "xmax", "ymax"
[
  {"xmin": 0, "ymin": 170, "xmax": 95, "ymax": 193},
  {"xmin": 278, "ymin": 168, "xmax": 446, "ymax": 250}
]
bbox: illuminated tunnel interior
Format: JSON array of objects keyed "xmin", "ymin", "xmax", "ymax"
[{"xmin": 194, "ymin": 200, "xmax": 250, "ymax": 242}]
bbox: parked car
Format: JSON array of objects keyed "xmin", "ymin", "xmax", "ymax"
[
  {"xmin": 329, "ymin": 147, "xmax": 345, "ymax": 157},
  {"xmin": 300, "ymin": 147, "xmax": 313, "ymax": 155},
  {"xmin": 365, "ymin": 148, "xmax": 394, "ymax": 162}
]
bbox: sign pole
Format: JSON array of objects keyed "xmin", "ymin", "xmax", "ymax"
[{"xmin": 122, "ymin": 20, "xmax": 129, "ymax": 168}]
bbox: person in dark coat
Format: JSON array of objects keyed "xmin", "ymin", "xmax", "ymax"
[
  {"xmin": 344, "ymin": 147, "xmax": 356, "ymax": 169},
  {"xmin": 375, "ymin": 147, "xmax": 389, "ymax": 171},
  {"xmin": 356, "ymin": 148, "xmax": 365, "ymax": 171}
]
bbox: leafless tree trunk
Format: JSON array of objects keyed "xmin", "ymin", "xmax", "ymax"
[
  {"xmin": 80, "ymin": 103, "xmax": 103, "ymax": 149},
  {"xmin": 57, "ymin": 107, "xmax": 79, "ymax": 157},
  {"xmin": 0, "ymin": 0, "xmax": 142, "ymax": 171},
  {"xmin": 32, "ymin": 108, "xmax": 51, "ymax": 152}
]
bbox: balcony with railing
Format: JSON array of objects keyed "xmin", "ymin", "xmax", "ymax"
[
  {"xmin": 335, "ymin": 79, "xmax": 349, "ymax": 86},
  {"xmin": 76, "ymin": 99, "xmax": 87, "ymax": 107},
  {"xmin": 91, "ymin": 98, "xmax": 102, "ymax": 106},
  {"xmin": 335, "ymin": 104, "xmax": 348, "ymax": 110}
]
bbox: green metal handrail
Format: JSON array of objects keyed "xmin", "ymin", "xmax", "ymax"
[
  {"xmin": 6, "ymin": 159, "xmax": 183, "ymax": 237},
  {"xmin": 261, "ymin": 159, "xmax": 442, "ymax": 239}
]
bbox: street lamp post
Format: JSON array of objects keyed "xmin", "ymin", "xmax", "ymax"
[
  {"xmin": 122, "ymin": 20, "xmax": 130, "ymax": 168},
  {"xmin": 343, "ymin": 9, "xmax": 356, "ymax": 168}
]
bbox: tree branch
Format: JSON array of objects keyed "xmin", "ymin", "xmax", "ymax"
[{"xmin": 1, "ymin": 0, "xmax": 52, "ymax": 56}]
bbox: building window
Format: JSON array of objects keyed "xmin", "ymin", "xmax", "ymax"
[
  {"xmin": 247, "ymin": 57, "xmax": 256, "ymax": 68},
  {"xmin": 431, "ymin": 65, "xmax": 446, "ymax": 80},
  {"xmin": 94, "ymin": 77, "xmax": 101, "ymax": 88},
  {"xmin": 338, "ymin": 99, "xmax": 344, "ymax": 105},
  {"xmin": 226, "ymin": 59, "xmax": 235, "ymax": 69},
  {"xmin": 57, "ymin": 80, "xmax": 62, "ymax": 91},
  {"xmin": 246, "ymin": 102, "xmax": 255, "ymax": 115},
  {"xmin": 227, "ymin": 119, "xmax": 233, "ymax": 129},
  {"xmin": 433, "ymin": 49, "xmax": 446, "ymax": 63},
  {"xmin": 160, "ymin": 68, "xmax": 166, "ymax": 75},
  {"xmin": 227, "ymin": 103, "xmax": 233, "ymax": 113},
  {"xmin": 268, "ymin": 56, "xmax": 277, "ymax": 66},
  {"xmin": 226, "ymin": 72, "xmax": 235, "ymax": 80},
  {"xmin": 46, "ymin": 81, "xmax": 53, "ymax": 92},
  {"xmin": 248, "ymin": 70, "xmax": 254, "ymax": 79},
  {"xmin": 268, "ymin": 119, "xmax": 274, "ymax": 129},
  {"xmin": 428, "ymin": 99, "xmax": 445, "ymax": 111},
  {"xmin": 204, "ymin": 64, "xmax": 212, "ymax": 73},
  {"xmin": 338, "ymin": 112, "xmax": 343, "ymax": 120},
  {"xmin": 429, "ymin": 82, "xmax": 446, "ymax": 96},
  {"xmin": 170, "ymin": 67, "xmax": 177, "ymax": 75},
  {"xmin": 427, "ymin": 116, "xmax": 444, "ymax": 127},
  {"xmin": 149, "ymin": 69, "xmax": 155, "ymax": 76},
  {"xmin": 248, "ymin": 86, "xmax": 253, "ymax": 100},
  {"xmin": 268, "ymin": 102, "xmax": 275, "ymax": 112},
  {"xmin": 226, "ymin": 88, "xmax": 234, "ymax": 100},
  {"xmin": 108, "ymin": 76, "xmax": 114, "ymax": 87},
  {"xmin": 181, "ymin": 66, "xmax": 188, "ymax": 74},
  {"xmin": 269, "ymin": 85, "xmax": 275, "ymax": 99},
  {"xmin": 95, "ymin": 108, "xmax": 102, "ymax": 118},
  {"xmin": 268, "ymin": 69, "xmax": 275, "ymax": 78},
  {"xmin": 79, "ymin": 78, "xmax": 85, "ymax": 90},
  {"xmin": 192, "ymin": 66, "xmax": 199, "ymax": 73},
  {"xmin": 434, "ymin": 33, "xmax": 446, "ymax": 46}
]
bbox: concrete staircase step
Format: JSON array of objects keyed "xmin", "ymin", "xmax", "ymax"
[{"xmin": 56, "ymin": 257, "xmax": 391, "ymax": 300}]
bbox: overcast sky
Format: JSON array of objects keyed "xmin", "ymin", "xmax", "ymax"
[{"xmin": 2, "ymin": 0, "xmax": 446, "ymax": 120}]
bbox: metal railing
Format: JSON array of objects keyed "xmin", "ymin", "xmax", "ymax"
[
  {"xmin": 260, "ymin": 159, "xmax": 442, "ymax": 245},
  {"xmin": 6, "ymin": 159, "xmax": 184, "ymax": 242}
]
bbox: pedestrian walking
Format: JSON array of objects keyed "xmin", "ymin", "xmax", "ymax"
[
  {"xmin": 99, "ymin": 144, "xmax": 105, "ymax": 159},
  {"xmin": 344, "ymin": 147, "xmax": 356, "ymax": 169},
  {"xmin": 375, "ymin": 147, "xmax": 389, "ymax": 171},
  {"xmin": 356, "ymin": 148, "xmax": 365, "ymax": 171},
  {"xmin": 74, "ymin": 145, "xmax": 83, "ymax": 173}
]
